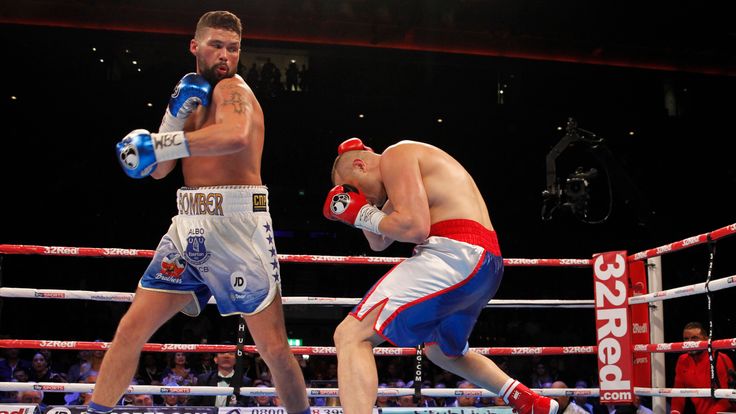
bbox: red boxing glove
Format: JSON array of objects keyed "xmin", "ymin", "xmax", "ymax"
[
  {"xmin": 323, "ymin": 184, "xmax": 386, "ymax": 234},
  {"xmin": 337, "ymin": 138, "xmax": 373, "ymax": 154}
]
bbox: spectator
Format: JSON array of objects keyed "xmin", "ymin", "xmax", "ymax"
[
  {"xmin": 293, "ymin": 354, "xmax": 313, "ymax": 380},
  {"xmin": 67, "ymin": 350, "xmax": 91, "ymax": 384},
  {"xmin": 530, "ymin": 362, "xmax": 553, "ymax": 388},
  {"xmin": 285, "ymin": 62, "xmax": 299, "ymax": 92},
  {"xmin": 161, "ymin": 352, "xmax": 197, "ymax": 386},
  {"xmin": 404, "ymin": 380, "xmax": 436, "ymax": 408},
  {"xmin": 137, "ymin": 353, "xmax": 164, "ymax": 385},
  {"xmin": 120, "ymin": 378, "xmax": 142, "ymax": 407},
  {"xmin": 87, "ymin": 346, "xmax": 106, "ymax": 375},
  {"xmin": 573, "ymin": 379, "xmax": 594, "ymax": 414},
  {"xmin": 670, "ymin": 321, "xmax": 734, "ymax": 414},
  {"xmin": 65, "ymin": 373, "xmax": 98, "ymax": 406},
  {"xmin": 29, "ymin": 351, "xmax": 67, "ymax": 405},
  {"xmin": 605, "ymin": 396, "xmax": 653, "ymax": 414},
  {"xmin": 193, "ymin": 351, "xmax": 215, "ymax": 377},
  {"xmin": 298, "ymin": 64, "xmax": 310, "ymax": 92},
  {"xmin": 325, "ymin": 362, "xmax": 337, "ymax": 380},
  {"xmin": 132, "ymin": 394, "xmax": 153, "ymax": 407},
  {"xmin": 270, "ymin": 66, "xmax": 283, "ymax": 97},
  {"xmin": 251, "ymin": 383, "xmax": 275, "ymax": 407},
  {"xmin": 1, "ymin": 367, "xmax": 30, "ymax": 403},
  {"xmin": 419, "ymin": 380, "xmax": 437, "ymax": 407},
  {"xmin": 548, "ymin": 381, "xmax": 588, "ymax": 413},
  {"xmin": 13, "ymin": 367, "xmax": 30, "ymax": 383},
  {"xmin": 397, "ymin": 394, "xmax": 415, "ymax": 408},
  {"xmin": 17, "ymin": 390, "xmax": 43, "ymax": 404},
  {"xmin": 0, "ymin": 348, "xmax": 32, "ymax": 382},
  {"xmin": 433, "ymin": 382, "xmax": 451, "ymax": 407},
  {"xmin": 309, "ymin": 380, "xmax": 336, "ymax": 407},
  {"xmin": 632, "ymin": 395, "xmax": 653, "ymax": 414},
  {"xmin": 246, "ymin": 63, "xmax": 260, "ymax": 89},
  {"xmin": 160, "ymin": 379, "xmax": 187, "ymax": 408},
  {"xmin": 261, "ymin": 58, "xmax": 276, "ymax": 81},
  {"xmin": 455, "ymin": 380, "xmax": 479, "ymax": 407},
  {"xmin": 478, "ymin": 394, "xmax": 496, "ymax": 407},
  {"xmin": 188, "ymin": 348, "xmax": 250, "ymax": 407},
  {"xmin": 17, "ymin": 390, "xmax": 46, "ymax": 412},
  {"xmin": 37, "ymin": 350, "xmax": 67, "ymax": 377},
  {"xmin": 375, "ymin": 383, "xmax": 396, "ymax": 407}
]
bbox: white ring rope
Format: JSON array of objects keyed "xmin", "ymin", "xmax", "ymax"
[
  {"xmin": 0, "ymin": 287, "xmax": 594, "ymax": 308},
  {"xmin": 3, "ymin": 382, "xmax": 736, "ymax": 399},
  {"xmin": 6, "ymin": 269, "xmax": 734, "ymax": 308},
  {"xmin": 0, "ymin": 383, "xmax": 495, "ymax": 397},
  {"xmin": 0, "ymin": 382, "xmax": 590, "ymax": 397},
  {"xmin": 628, "ymin": 274, "xmax": 736, "ymax": 304},
  {"xmin": 635, "ymin": 387, "xmax": 736, "ymax": 399}
]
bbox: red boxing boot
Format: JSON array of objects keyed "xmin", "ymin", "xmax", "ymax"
[{"xmin": 500, "ymin": 379, "xmax": 559, "ymax": 414}]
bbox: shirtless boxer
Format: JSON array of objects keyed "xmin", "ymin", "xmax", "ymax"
[
  {"xmin": 323, "ymin": 138, "xmax": 558, "ymax": 414},
  {"xmin": 92, "ymin": 11, "xmax": 309, "ymax": 414}
]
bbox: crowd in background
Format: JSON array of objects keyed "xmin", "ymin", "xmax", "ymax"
[
  {"xmin": 241, "ymin": 58, "xmax": 310, "ymax": 99},
  {"xmin": 1, "ymin": 345, "xmax": 671, "ymax": 413}
]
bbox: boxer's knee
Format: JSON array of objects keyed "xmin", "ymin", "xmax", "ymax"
[
  {"xmin": 333, "ymin": 318, "xmax": 351, "ymax": 349},
  {"xmin": 112, "ymin": 314, "xmax": 150, "ymax": 347},
  {"xmin": 334, "ymin": 315, "xmax": 369, "ymax": 350},
  {"xmin": 257, "ymin": 338, "xmax": 294, "ymax": 371},
  {"xmin": 425, "ymin": 343, "xmax": 459, "ymax": 366}
]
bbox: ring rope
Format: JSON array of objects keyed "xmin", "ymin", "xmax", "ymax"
[
  {"xmin": 4, "ymin": 338, "xmax": 735, "ymax": 355},
  {"xmin": 3, "ymin": 382, "xmax": 736, "ymax": 399},
  {"xmin": 0, "ymin": 383, "xmax": 497, "ymax": 397},
  {"xmin": 634, "ymin": 338, "xmax": 736, "ymax": 353},
  {"xmin": 0, "ymin": 287, "xmax": 594, "ymax": 308},
  {"xmin": 629, "ymin": 222, "xmax": 736, "ymax": 262},
  {"xmin": 0, "ymin": 382, "xmax": 594, "ymax": 397},
  {"xmin": 0, "ymin": 339, "xmax": 599, "ymax": 356},
  {"xmin": 634, "ymin": 387, "xmax": 736, "ymax": 399},
  {"xmin": 0, "ymin": 225, "xmax": 731, "ymax": 269},
  {"xmin": 0, "ymin": 244, "xmax": 591, "ymax": 267},
  {"xmin": 626, "ymin": 274, "xmax": 735, "ymax": 305},
  {"xmin": 9, "ymin": 272, "xmax": 735, "ymax": 307},
  {"xmin": 1, "ymin": 222, "xmax": 733, "ymax": 265}
]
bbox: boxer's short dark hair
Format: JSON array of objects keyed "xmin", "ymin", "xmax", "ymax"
[{"xmin": 196, "ymin": 11, "xmax": 242, "ymax": 38}]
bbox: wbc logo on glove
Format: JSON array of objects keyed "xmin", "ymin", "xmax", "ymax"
[
  {"xmin": 330, "ymin": 192, "xmax": 351, "ymax": 215},
  {"xmin": 119, "ymin": 141, "xmax": 139, "ymax": 169},
  {"xmin": 323, "ymin": 183, "xmax": 386, "ymax": 235}
]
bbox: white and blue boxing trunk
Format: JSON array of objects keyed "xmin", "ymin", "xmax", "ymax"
[
  {"xmin": 351, "ymin": 219, "xmax": 503, "ymax": 356},
  {"xmin": 139, "ymin": 186, "xmax": 280, "ymax": 316}
]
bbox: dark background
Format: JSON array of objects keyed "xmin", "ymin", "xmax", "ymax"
[{"xmin": 0, "ymin": 0, "xmax": 734, "ymax": 389}]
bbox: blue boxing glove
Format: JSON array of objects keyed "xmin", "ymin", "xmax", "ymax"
[
  {"xmin": 159, "ymin": 73, "xmax": 212, "ymax": 133},
  {"xmin": 116, "ymin": 129, "xmax": 190, "ymax": 178}
]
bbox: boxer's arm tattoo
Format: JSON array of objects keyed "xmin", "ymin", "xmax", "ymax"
[{"xmin": 223, "ymin": 91, "xmax": 246, "ymax": 114}]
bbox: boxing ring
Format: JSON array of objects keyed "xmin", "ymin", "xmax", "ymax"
[{"xmin": 1, "ymin": 222, "xmax": 736, "ymax": 414}]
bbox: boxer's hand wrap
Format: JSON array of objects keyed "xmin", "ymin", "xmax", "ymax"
[
  {"xmin": 116, "ymin": 129, "xmax": 190, "ymax": 178},
  {"xmin": 323, "ymin": 184, "xmax": 385, "ymax": 235},
  {"xmin": 159, "ymin": 73, "xmax": 212, "ymax": 133}
]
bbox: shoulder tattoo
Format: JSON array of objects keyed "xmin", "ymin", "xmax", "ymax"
[{"xmin": 222, "ymin": 90, "xmax": 247, "ymax": 114}]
